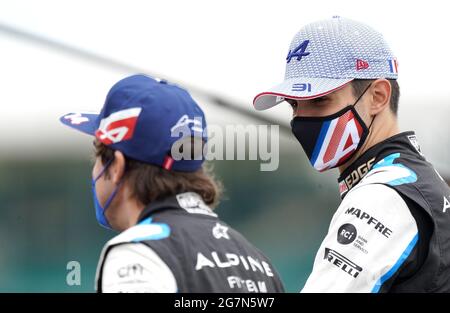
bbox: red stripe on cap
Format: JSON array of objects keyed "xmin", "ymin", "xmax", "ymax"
[
  {"xmin": 253, "ymin": 80, "xmax": 353, "ymax": 108},
  {"xmin": 162, "ymin": 155, "xmax": 174, "ymax": 170}
]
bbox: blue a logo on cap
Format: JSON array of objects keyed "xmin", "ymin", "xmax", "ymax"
[{"xmin": 286, "ymin": 40, "xmax": 311, "ymax": 63}]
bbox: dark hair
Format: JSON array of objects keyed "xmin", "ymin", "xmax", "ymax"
[
  {"xmin": 351, "ymin": 79, "xmax": 400, "ymax": 115},
  {"xmin": 93, "ymin": 140, "xmax": 223, "ymax": 208}
]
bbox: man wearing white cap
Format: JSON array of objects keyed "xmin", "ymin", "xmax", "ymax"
[{"xmin": 253, "ymin": 16, "xmax": 450, "ymax": 292}]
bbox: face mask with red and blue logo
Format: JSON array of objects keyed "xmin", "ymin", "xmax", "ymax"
[{"xmin": 290, "ymin": 84, "xmax": 373, "ymax": 172}]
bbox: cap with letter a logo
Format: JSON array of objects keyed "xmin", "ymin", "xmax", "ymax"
[
  {"xmin": 60, "ymin": 74, "xmax": 207, "ymax": 172},
  {"xmin": 253, "ymin": 16, "xmax": 398, "ymax": 110}
]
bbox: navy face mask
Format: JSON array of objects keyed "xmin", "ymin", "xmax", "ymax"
[
  {"xmin": 290, "ymin": 84, "xmax": 373, "ymax": 172},
  {"xmin": 91, "ymin": 158, "xmax": 121, "ymax": 229}
]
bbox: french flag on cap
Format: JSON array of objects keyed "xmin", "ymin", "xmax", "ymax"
[{"xmin": 388, "ymin": 59, "xmax": 398, "ymax": 74}]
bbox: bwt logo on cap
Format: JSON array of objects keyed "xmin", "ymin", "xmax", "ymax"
[{"xmin": 95, "ymin": 107, "xmax": 142, "ymax": 145}]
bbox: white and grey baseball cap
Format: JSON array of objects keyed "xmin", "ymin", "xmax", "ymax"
[{"xmin": 253, "ymin": 16, "xmax": 398, "ymax": 111}]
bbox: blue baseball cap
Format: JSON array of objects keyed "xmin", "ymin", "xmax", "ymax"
[
  {"xmin": 253, "ymin": 16, "xmax": 398, "ymax": 110},
  {"xmin": 60, "ymin": 74, "xmax": 207, "ymax": 172}
]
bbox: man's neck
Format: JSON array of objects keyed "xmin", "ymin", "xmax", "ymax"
[
  {"xmin": 338, "ymin": 114, "xmax": 399, "ymax": 174},
  {"xmin": 113, "ymin": 186, "xmax": 145, "ymax": 232}
]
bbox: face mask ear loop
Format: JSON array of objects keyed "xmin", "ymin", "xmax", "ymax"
[
  {"xmin": 102, "ymin": 180, "xmax": 124, "ymax": 210},
  {"xmin": 368, "ymin": 114, "xmax": 376, "ymax": 130},
  {"xmin": 352, "ymin": 82, "xmax": 376, "ymax": 131},
  {"xmin": 352, "ymin": 82, "xmax": 373, "ymax": 109},
  {"xmin": 94, "ymin": 157, "xmax": 115, "ymax": 182},
  {"xmin": 93, "ymin": 156, "xmax": 124, "ymax": 208}
]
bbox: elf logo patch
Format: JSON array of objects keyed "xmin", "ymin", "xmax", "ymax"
[{"xmin": 95, "ymin": 107, "xmax": 142, "ymax": 145}]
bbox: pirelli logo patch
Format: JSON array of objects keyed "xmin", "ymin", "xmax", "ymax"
[{"xmin": 324, "ymin": 248, "xmax": 362, "ymax": 278}]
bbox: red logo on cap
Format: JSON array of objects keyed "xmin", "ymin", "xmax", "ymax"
[
  {"xmin": 95, "ymin": 108, "xmax": 142, "ymax": 145},
  {"xmin": 356, "ymin": 59, "xmax": 369, "ymax": 71}
]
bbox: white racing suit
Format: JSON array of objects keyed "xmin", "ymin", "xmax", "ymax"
[{"xmin": 302, "ymin": 132, "xmax": 450, "ymax": 292}]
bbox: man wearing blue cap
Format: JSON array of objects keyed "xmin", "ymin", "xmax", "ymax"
[
  {"xmin": 253, "ymin": 17, "xmax": 450, "ymax": 292},
  {"xmin": 61, "ymin": 74, "xmax": 284, "ymax": 293}
]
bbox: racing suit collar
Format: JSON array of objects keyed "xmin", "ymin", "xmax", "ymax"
[
  {"xmin": 337, "ymin": 131, "xmax": 418, "ymax": 199},
  {"xmin": 137, "ymin": 192, "xmax": 217, "ymax": 223}
]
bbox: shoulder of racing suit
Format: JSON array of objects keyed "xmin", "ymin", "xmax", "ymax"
[
  {"xmin": 95, "ymin": 219, "xmax": 177, "ymax": 293},
  {"xmin": 301, "ymin": 172, "xmax": 420, "ymax": 292},
  {"xmin": 321, "ymin": 132, "xmax": 450, "ymax": 292},
  {"xmin": 349, "ymin": 155, "xmax": 433, "ymax": 289}
]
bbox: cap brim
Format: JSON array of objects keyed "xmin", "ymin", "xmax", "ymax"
[
  {"xmin": 253, "ymin": 77, "xmax": 354, "ymax": 111},
  {"xmin": 59, "ymin": 112, "xmax": 99, "ymax": 136}
]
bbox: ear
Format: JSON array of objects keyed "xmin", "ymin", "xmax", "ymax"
[
  {"xmin": 369, "ymin": 79, "xmax": 391, "ymax": 115},
  {"xmin": 110, "ymin": 150, "xmax": 126, "ymax": 185}
]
